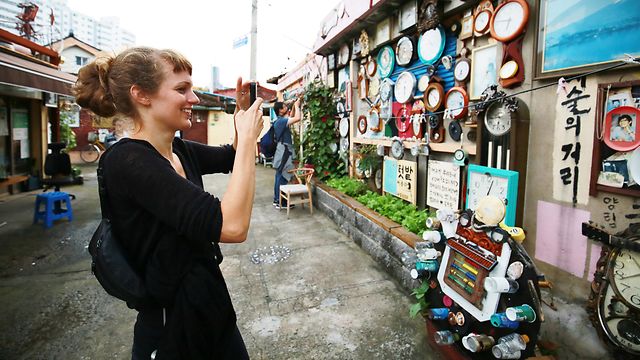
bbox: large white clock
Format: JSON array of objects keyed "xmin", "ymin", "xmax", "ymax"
[
  {"xmin": 418, "ymin": 25, "xmax": 445, "ymax": 65},
  {"xmin": 394, "ymin": 71, "xmax": 416, "ymax": 104},
  {"xmin": 338, "ymin": 43, "xmax": 351, "ymax": 67},
  {"xmin": 396, "ymin": 36, "xmax": 414, "ymax": 66}
]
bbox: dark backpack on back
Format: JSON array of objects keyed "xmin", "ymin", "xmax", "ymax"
[{"xmin": 259, "ymin": 125, "xmax": 283, "ymax": 158}]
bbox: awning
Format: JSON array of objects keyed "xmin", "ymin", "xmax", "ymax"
[{"xmin": 0, "ymin": 50, "xmax": 76, "ymax": 97}]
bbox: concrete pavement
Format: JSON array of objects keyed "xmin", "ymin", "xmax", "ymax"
[{"xmin": 0, "ymin": 163, "xmax": 433, "ymax": 359}]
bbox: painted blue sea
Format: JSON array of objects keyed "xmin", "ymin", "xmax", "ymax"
[{"xmin": 542, "ymin": 0, "xmax": 640, "ymax": 73}]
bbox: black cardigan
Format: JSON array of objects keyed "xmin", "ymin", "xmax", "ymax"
[{"xmin": 103, "ymin": 138, "xmax": 242, "ymax": 359}]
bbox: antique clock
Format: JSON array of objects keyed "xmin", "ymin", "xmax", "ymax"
[
  {"xmin": 366, "ymin": 57, "xmax": 377, "ymax": 78},
  {"xmin": 454, "ymin": 58, "xmax": 471, "ymax": 84},
  {"xmin": 499, "ymin": 35, "xmax": 525, "ymax": 88},
  {"xmin": 338, "ymin": 43, "xmax": 351, "ymax": 67},
  {"xmin": 368, "ymin": 77, "xmax": 381, "ymax": 100},
  {"xmin": 418, "ymin": 25, "xmax": 445, "ymax": 65},
  {"xmin": 445, "ymin": 87, "xmax": 469, "ymax": 119},
  {"xmin": 396, "ymin": 36, "xmax": 414, "ymax": 67},
  {"xmin": 359, "ymin": 30, "xmax": 370, "ymax": 57},
  {"xmin": 466, "ymin": 164, "xmax": 519, "ymax": 226},
  {"xmin": 380, "ymin": 78, "xmax": 394, "ymax": 102},
  {"xmin": 394, "ymin": 71, "xmax": 417, "ymax": 104},
  {"xmin": 490, "ymin": 0, "xmax": 530, "ymax": 43},
  {"xmin": 484, "ymin": 100, "xmax": 513, "ymax": 137},
  {"xmin": 425, "ymin": 82, "xmax": 444, "ymax": 112},
  {"xmin": 609, "ymin": 246, "xmax": 640, "ymax": 312},
  {"xmin": 377, "ymin": 46, "xmax": 395, "ymax": 79},
  {"xmin": 357, "ymin": 115, "xmax": 368, "ymax": 134}
]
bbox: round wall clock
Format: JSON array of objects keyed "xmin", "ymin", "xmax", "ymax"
[
  {"xmin": 394, "ymin": 71, "xmax": 417, "ymax": 104},
  {"xmin": 354, "ymin": 157, "xmax": 365, "ymax": 179},
  {"xmin": 449, "ymin": 120, "xmax": 463, "ymax": 141},
  {"xmin": 369, "ymin": 108, "xmax": 382, "ymax": 132},
  {"xmin": 454, "ymin": 58, "xmax": 471, "ymax": 83},
  {"xmin": 603, "ymin": 106, "xmax": 640, "ymax": 151},
  {"xmin": 339, "ymin": 117, "xmax": 349, "ymax": 137},
  {"xmin": 377, "ymin": 46, "xmax": 395, "ymax": 78},
  {"xmin": 484, "ymin": 101, "xmax": 513, "ymax": 136},
  {"xmin": 338, "ymin": 43, "xmax": 351, "ymax": 67},
  {"xmin": 395, "ymin": 105, "xmax": 411, "ymax": 133},
  {"xmin": 490, "ymin": 0, "xmax": 530, "ymax": 42},
  {"xmin": 417, "ymin": 75, "xmax": 430, "ymax": 92},
  {"xmin": 425, "ymin": 82, "xmax": 444, "ymax": 112},
  {"xmin": 609, "ymin": 245, "xmax": 640, "ymax": 313},
  {"xmin": 474, "ymin": 9, "xmax": 492, "ymax": 34},
  {"xmin": 391, "ymin": 138, "xmax": 404, "ymax": 159},
  {"xmin": 395, "ymin": 36, "xmax": 414, "ymax": 66},
  {"xmin": 366, "ymin": 57, "xmax": 378, "ymax": 78},
  {"xmin": 336, "ymin": 100, "xmax": 346, "ymax": 117},
  {"xmin": 418, "ymin": 26, "xmax": 445, "ymax": 65},
  {"xmin": 340, "ymin": 137, "xmax": 349, "ymax": 151},
  {"xmin": 357, "ymin": 115, "xmax": 368, "ymax": 134},
  {"xmin": 412, "ymin": 100, "xmax": 426, "ymax": 138},
  {"xmin": 368, "ymin": 77, "xmax": 381, "ymax": 99},
  {"xmin": 499, "ymin": 60, "xmax": 519, "ymax": 80},
  {"xmin": 445, "ymin": 87, "xmax": 469, "ymax": 119},
  {"xmin": 597, "ymin": 282, "xmax": 640, "ymax": 355},
  {"xmin": 380, "ymin": 78, "xmax": 395, "ymax": 102}
]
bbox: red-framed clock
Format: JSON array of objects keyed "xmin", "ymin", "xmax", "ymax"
[
  {"xmin": 411, "ymin": 100, "xmax": 426, "ymax": 139},
  {"xmin": 445, "ymin": 87, "xmax": 469, "ymax": 120},
  {"xmin": 489, "ymin": 0, "xmax": 530, "ymax": 43},
  {"xmin": 395, "ymin": 105, "xmax": 413, "ymax": 139}
]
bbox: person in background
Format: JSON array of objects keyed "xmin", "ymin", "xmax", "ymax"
[
  {"xmin": 104, "ymin": 117, "xmax": 131, "ymax": 147},
  {"xmin": 73, "ymin": 46, "xmax": 263, "ymax": 359},
  {"xmin": 272, "ymin": 99, "xmax": 301, "ymax": 209}
]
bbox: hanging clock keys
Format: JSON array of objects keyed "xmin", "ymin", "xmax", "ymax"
[
  {"xmin": 391, "ymin": 137, "xmax": 405, "ymax": 159},
  {"xmin": 445, "ymin": 87, "xmax": 469, "ymax": 119},
  {"xmin": 395, "ymin": 36, "xmax": 414, "ymax": 67},
  {"xmin": 394, "ymin": 71, "xmax": 417, "ymax": 104},
  {"xmin": 377, "ymin": 46, "xmax": 395, "ymax": 79}
]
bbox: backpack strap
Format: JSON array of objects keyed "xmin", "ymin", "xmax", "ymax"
[{"xmin": 97, "ymin": 141, "xmax": 124, "ymax": 220}]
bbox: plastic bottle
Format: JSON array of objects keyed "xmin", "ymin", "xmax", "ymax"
[{"xmin": 434, "ymin": 330, "xmax": 460, "ymax": 345}]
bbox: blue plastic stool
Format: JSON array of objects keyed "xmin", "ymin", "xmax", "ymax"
[{"xmin": 33, "ymin": 191, "xmax": 73, "ymax": 228}]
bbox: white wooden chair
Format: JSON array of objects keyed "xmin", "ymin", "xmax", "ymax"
[{"xmin": 279, "ymin": 168, "xmax": 314, "ymax": 218}]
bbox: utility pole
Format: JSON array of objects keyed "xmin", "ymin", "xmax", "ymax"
[{"xmin": 250, "ymin": 0, "xmax": 257, "ymax": 81}]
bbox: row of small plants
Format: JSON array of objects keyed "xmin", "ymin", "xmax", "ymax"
[{"xmin": 325, "ymin": 176, "xmax": 430, "ymax": 235}]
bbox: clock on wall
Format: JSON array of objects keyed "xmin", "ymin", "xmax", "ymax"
[
  {"xmin": 357, "ymin": 115, "xmax": 368, "ymax": 134},
  {"xmin": 418, "ymin": 25, "xmax": 445, "ymax": 65},
  {"xmin": 359, "ymin": 30, "xmax": 370, "ymax": 57},
  {"xmin": 339, "ymin": 117, "xmax": 349, "ymax": 138},
  {"xmin": 366, "ymin": 57, "xmax": 377, "ymax": 78},
  {"xmin": 391, "ymin": 137, "xmax": 405, "ymax": 159},
  {"xmin": 490, "ymin": 0, "xmax": 530, "ymax": 43},
  {"xmin": 484, "ymin": 100, "xmax": 513, "ymax": 137},
  {"xmin": 474, "ymin": 9, "xmax": 492, "ymax": 35},
  {"xmin": 425, "ymin": 82, "xmax": 444, "ymax": 112},
  {"xmin": 380, "ymin": 99, "xmax": 392, "ymax": 123},
  {"xmin": 380, "ymin": 78, "xmax": 394, "ymax": 102},
  {"xmin": 499, "ymin": 35, "xmax": 525, "ymax": 88},
  {"xmin": 417, "ymin": 74, "xmax": 430, "ymax": 93},
  {"xmin": 466, "ymin": 164, "xmax": 519, "ymax": 226},
  {"xmin": 358, "ymin": 72, "xmax": 369, "ymax": 100},
  {"xmin": 429, "ymin": 114, "xmax": 445, "ymax": 143},
  {"xmin": 445, "ymin": 87, "xmax": 469, "ymax": 119},
  {"xmin": 454, "ymin": 57, "xmax": 471, "ymax": 84},
  {"xmin": 417, "ymin": 0, "xmax": 440, "ymax": 33},
  {"xmin": 368, "ymin": 77, "xmax": 381, "ymax": 99},
  {"xmin": 377, "ymin": 46, "xmax": 395, "ymax": 79},
  {"xmin": 394, "ymin": 71, "xmax": 417, "ymax": 104},
  {"xmin": 395, "ymin": 36, "xmax": 414, "ymax": 67},
  {"xmin": 400, "ymin": 0, "xmax": 417, "ymax": 32},
  {"xmin": 395, "ymin": 105, "xmax": 413, "ymax": 139},
  {"xmin": 338, "ymin": 43, "xmax": 351, "ymax": 67},
  {"xmin": 369, "ymin": 107, "xmax": 382, "ymax": 132}
]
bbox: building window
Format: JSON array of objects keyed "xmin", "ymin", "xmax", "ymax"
[{"xmin": 75, "ymin": 56, "xmax": 88, "ymax": 66}]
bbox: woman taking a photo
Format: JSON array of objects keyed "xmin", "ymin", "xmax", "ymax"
[{"xmin": 74, "ymin": 47, "xmax": 261, "ymax": 359}]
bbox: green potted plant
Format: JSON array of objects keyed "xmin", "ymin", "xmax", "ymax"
[{"xmin": 353, "ymin": 144, "xmax": 382, "ymax": 192}]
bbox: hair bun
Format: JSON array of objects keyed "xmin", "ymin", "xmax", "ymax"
[{"xmin": 73, "ymin": 56, "xmax": 117, "ymax": 117}]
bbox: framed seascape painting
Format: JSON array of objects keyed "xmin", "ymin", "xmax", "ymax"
[
  {"xmin": 470, "ymin": 43, "xmax": 500, "ymax": 100},
  {"xmin": 535, "ymin": 0, "xmax": 640, "ymax": 78}
]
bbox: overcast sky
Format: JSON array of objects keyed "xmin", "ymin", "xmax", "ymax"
[{"xmin": 67, "ymin": 0, "xmax": 338, "ymax": 89}]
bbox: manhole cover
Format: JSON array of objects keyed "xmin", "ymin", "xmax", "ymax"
[{"xmin": 250, "ymin": 245, "xmax": 292, "ymax": 264}]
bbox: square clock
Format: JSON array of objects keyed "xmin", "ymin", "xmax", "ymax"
[{"xmin": 465, "ymin": 164, "xmax": 519, "ymax": 226}]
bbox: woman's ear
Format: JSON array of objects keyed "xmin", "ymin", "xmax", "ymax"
[{"xmin": 130, "ymin": 85, "xmax": 151, "ymax": 106}]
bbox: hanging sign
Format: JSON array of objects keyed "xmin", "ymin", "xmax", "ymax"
[
  {"xmin": 383, "ymin": 156, "xmax": 417, "ymax": 204},
  {"xmin": 426, "ymin": 159, "xmax": 460, "ymax": 210}
]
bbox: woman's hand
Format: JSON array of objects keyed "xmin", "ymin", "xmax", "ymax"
[
  {"xmin": 235, "ymin": 97, "xmax": 264, "ymax": 143},
  {"xmin": 235, "ymin": 77, "xmax": 256, "ymax": 111}
]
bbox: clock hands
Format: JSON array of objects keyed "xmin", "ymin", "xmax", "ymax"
[{"xmin": 487, "ymin": 179, "xmax": 494, "ymax": 195}]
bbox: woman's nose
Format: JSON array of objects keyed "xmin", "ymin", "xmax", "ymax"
[{"xmin": 189, "ymin": 91, "xmax": 200, "ymax": 104}]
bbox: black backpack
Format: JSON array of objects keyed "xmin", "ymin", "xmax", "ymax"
[{"xmin": 259, "ymin": 125, "xmax": 283, "ymax": 158}]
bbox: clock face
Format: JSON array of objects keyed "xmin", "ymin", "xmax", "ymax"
[
  {"xmin": 339, "ymin": 44, "xmax": 350, "ymax": 66},
  {"xmin": 357, "ymin": 115, "xmax": 368, "ymax": 134},
  {"xmin": 394, "ymin": 71, "xmax": 416, "ymax": 104},
  {"xmin": 339, "ymin": 117, "xmax": 349, "ymax": 137},
  {"xmin": 368, "ymin": 77, "xmax": 381, "ymax": 99},
  {"xmin": 499, "ymin": 60, "xmax": 519, "ymax": 79},
  {"xmin": 396, "ymin": 37, "xmax": 414, "ymax": 66},
  {"xmin": 426, "ymin": 85, "xmax": 443, "ymax": 111},
  {"xmin": 412, "ymin": 113, "xmax": 422, "ymax": 137},
  {"xmin": 377, "ymin": 46, "xmax": 395, "ymax": 78},
  {"xmin": 454, "ymin": 59, "xmax": 471, "ymax": 82},
  {"xmin": 467, "ymin": 172, "xmax": 509, "ymax": 211},
  {"xmin": 396, "ymin": 106, "xmax": 411, "ymax": 133},
  {"xmin": 417, "ymin": 75, "xmax": 430, "ymax": 92},
  {"xmin": 484, "ymin": 101, "xmax": 512, "ymax": 136},
  {"xmin": 366, "ymin": 58, "xmax": 377, "ymax": 77},
  {"xmin": 445, "ymin": 87, "xmax": 468, "ymax": 119},
  {"xmin": 474, "ymin": 10, "xmax": 491, "ymax": 33},
  {"xmin": 380, "ymin": 100, "xmax": 392, "ymax": 122},
  {"xmin": 380, "ymin": 78, "xmax": 394, "ymax": 101},
  {"xmin": 418, "ymin": 26, "xmax": 445, "ymax": 65},
  {"xmin": 369, "ymin": 109, "xmax": 381, "ymax": 132},
  {"xmin": 491, "ymin": 0, "xmax": 529, "ymax": 42},
  {"xmin": 610, "ymin": 247, "xmax": 640, "ymax": 311},
  {"xmin": 391, "ymin": 138, "xmax": 404, "ymax": 159},
  {"xmin": 598, "ymin": 283, "xmax": 640, "ymax": 354}
]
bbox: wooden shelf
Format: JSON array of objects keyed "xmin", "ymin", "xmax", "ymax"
[
  {"xmin": 352, "ymin": 137, "xmax": 477, "ymax": 155},
  {"xmin": 596, "ymin": 184, "xmax": 640, "ymax": 198}
]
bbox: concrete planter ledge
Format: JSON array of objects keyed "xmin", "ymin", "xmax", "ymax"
[{"xmin": 313, "ymin": 182, "xmax": 420, "ymax": 291}]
